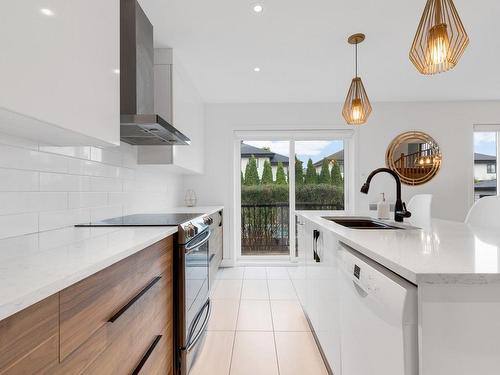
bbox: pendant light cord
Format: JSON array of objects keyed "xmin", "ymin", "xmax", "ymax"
[{"xmin": 355, "ymin": 42, "xmax": 358, "ymax": 78}]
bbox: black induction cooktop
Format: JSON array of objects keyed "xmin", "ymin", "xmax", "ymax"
[{"xmin": 75, "ymin": 213, "xmax": 204, "ymax": 227}]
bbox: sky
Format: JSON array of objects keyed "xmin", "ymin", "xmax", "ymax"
[
  {"xmin": 243, "ymin": 140, "xmax": 344, "ymax": 164},
  {"xmin": 474, "ymin": 132, "xmax": 497, "ymax": 156}
]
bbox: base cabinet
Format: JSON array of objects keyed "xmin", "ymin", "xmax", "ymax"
[
  {"xmin": 296, "ymin": 216, "xmax": 342, "ymax": 375},
  {"xmin": 0, "ymin": 236, "xmax": 174, "ymax": 375},
  {"xmin": 209, "ymin": 210, "xmax": 223, "ymax": 286}
]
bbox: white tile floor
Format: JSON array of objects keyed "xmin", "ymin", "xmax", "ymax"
[{"xmin": 189, "ymin": 266, "xmax": 329, "ymax": 375}]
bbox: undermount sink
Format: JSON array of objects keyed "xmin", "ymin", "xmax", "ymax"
[{"xmin": 322, "ymin": 217, "xmax": 405, "ymax": 230}]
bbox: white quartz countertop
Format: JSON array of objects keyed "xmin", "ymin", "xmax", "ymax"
[
  {"xmin": 0, "ymin": 206, "xmax": 224, "ymax": 321},
  {"xmin": 296, "ymin": 211, "xmax": 500, "ymax": 285},
  {"xmin": 0, "ymin": 226, "xmax": 177, "ymax": 321}
]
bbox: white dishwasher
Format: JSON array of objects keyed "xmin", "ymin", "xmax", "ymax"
[{"xmin": 339, "ymin": 244, "xmax": 418, "ymax": 375}]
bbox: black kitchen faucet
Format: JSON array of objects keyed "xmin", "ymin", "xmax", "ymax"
[{"xmin": 360, "ymin": 168, "xmax": 412, "ymax": 222}]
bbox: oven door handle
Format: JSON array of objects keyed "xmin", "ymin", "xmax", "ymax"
[
  {"xmin": 186, "ymin": 300, "xmax": 211, "ymax": 351},
  {"xmin": 185, "ymin": 230, "xmax": 211, "ymax": 254}
]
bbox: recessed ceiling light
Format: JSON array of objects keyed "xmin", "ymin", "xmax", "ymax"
[
  {"xmin": 113, "ymin": 69, "xmax": 120, "ymax": 74},
  {"xmin": 252, "ymin": 4, "xmax": 264, "ymax": 13},
  {"xmin": 253, "ymin": 67, "xmax": 261, "ymax": 72},
  {"xmin": 40, "ymin": 8, "xmax": 55, "ymax": 16}
]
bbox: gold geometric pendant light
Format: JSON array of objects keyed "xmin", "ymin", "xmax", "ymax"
[
  {"xmin": 409, "ymin": 0, "xmax": 469, "ymax": 75},
  {"xmin": 342, "ymin": 33, "xmax": 372, "ymax": 125}
]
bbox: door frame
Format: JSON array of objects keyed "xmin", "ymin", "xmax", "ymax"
[{"xmin": 233, "ymin": 129, "xmax": 356, "ymax": 263}]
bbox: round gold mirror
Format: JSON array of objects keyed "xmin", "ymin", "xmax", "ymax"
[{"xmin": 386, "ymin": 131, "xmax": 442, "ymax": 186}]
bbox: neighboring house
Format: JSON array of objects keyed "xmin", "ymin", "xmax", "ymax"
[
  {"xmin": 313, "ymin": 149, "xmax": 344, "ymax": 177},
  {"xmin": 474, "ymin": 153, "xmax": 497, "ymax": 200},
  {"xmin": 474, "ymin": 179, "xmax": 497, "ymax": 200},
  {"xmin": 240, "ymin": 143, "xmax": 289, "ymax": 179},
  {"xmin": 474, "ymin": 153, "xmax": 496, "ymax": 181}
]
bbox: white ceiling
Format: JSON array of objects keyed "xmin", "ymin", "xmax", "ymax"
[{"xmin": 138, "ymin": 0, "xmax": 500, "ymax": 103}]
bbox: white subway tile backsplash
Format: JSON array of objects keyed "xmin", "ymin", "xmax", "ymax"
[
  {"xmin": 39, "ymin": 145, "xmax": 91, "ymax": 159},
  {"xmin": 90, "ymin": 147, "xmax": 123, "ymax": 166},
  {"xmin": 39, "ymin": 208, "xmax": 91, "ymax": 231},
  {"xmin": 0, "ymin": 145, "xmax": 69, "ymax": 173},
  {"xmin": 0, "ymin": 192, "xmax": 67, "ymax": 215},
  {"xmin": 0, "ymin": 169, "xmax": 39, "ymax": 191},
  {"xmin": 118, "ymin": 167, "xmax": 136, "ymax": 180},
  {"xmin": 68, "ymin": 159, "xmax": 120, "ymax": 178},
  {"xmin": 90, "ymin": 176, "xmax": 123, "ymax": 192},
  {"xmin": 108, "ymin": 192, "xmax": 131, "ymax": 207},
  {"xmin": 0, "ymin": 213, "xmax": 38, "ymax": 239},
  {"xmin": 40, "ymin": 173, "xmax": 91, "ymax": 192},
  {"xmin": 0, "ymin": 136, "xmax": 183, "ymax": 239},
  {"xmin": 90, "ymin": 206, "xmax": 123, "ymax": 222},
  {"xmin": 69, "ymin": 192, "xmax": 108, "ymax": 209}
]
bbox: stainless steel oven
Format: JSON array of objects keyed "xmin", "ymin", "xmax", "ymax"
[{"xmin": 176, "ymin": 226, "xmax": 211, "ymax": 375}]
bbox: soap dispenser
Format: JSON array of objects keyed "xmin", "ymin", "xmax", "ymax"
[{"xmin": 377, "ymin": 193, "xmax": 390, "ymax": 220}]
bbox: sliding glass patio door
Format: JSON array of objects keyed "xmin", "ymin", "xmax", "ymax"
[
  {"xmin": 235, "ymin": 131, "xmax": 352, "ymax": 260},
  {"xmin": 239, "ymin": 140, "xmax": 291, "ymax": 256}
]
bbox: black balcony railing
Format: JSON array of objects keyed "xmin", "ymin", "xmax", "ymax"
[{"xmin": 241, "ymin": 202, "xmax": 338, "ymax": 255}]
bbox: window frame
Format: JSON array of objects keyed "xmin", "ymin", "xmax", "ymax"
[
  {"xmin": 473, "ymin": 125, "xmax": 499, "ymax": 202},
  {"xmin": 233, "ymin": 129, "xmax": 356, "ymax": 263}
]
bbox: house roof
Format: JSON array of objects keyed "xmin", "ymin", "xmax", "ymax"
[
  {"xmin": 240, "ymin": 143, "xmax": 289, "ymax": 165},
  {"xmin": 475, "ymin": 153, "xmax": 496, "ymax": 163},
  {"xmin": 475, "ymin": 179, "xmax": 497, "ymax": 190},
  {"xmin": 313, "ymin": 149, "xmax": 344, "ymax": 168}
]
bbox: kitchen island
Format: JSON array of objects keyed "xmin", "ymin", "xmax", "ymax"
[{"xmin": 295, "ymin": 211, "xmax": 500, "ymax": 375}]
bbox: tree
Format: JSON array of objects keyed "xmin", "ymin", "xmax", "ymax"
[
  {"xmin": 305, "ymin": 158, "xmax": 317, "ymax": 184},
  {"xmin": 276, "ymin": 162, "xmax": 287, "ymax": 185},
  {"xmin": 318, "ymin": 159, "xmax": 331, "ymax": 184},
  {"xmin": 331, "ymin": 160, "xmax": 343, "ymax": 187},
  {"xmin": 244, "ymin": 155, "xmax": 260, "ymax": 186},
  {"xmin": 261, "ymin": 160, "xmax": 273, "ymax": 184},
  {"xmin": 295, "ymin": 157, "xmax": 304, "ymax": 185},
  {"xmin": 241, "ymin": 171, "xmax": 244, "ymax": 185}
]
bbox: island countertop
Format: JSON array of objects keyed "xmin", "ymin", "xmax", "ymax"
[{"xmin": 296, "ymin": 211, "xmax": 500, "ymax": 285}]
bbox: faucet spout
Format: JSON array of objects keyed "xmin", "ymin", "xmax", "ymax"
[{"xmin": 360, "ymin": 168, "xmax": 411, "ymax": 222}]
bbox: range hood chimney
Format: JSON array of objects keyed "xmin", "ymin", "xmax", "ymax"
[{"xmin": 120, "ymin": 0, "xmax": 190, "ymax": 146}]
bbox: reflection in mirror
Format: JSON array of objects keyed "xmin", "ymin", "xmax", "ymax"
[{"xmin": 386, "ymin": 131, "xmax": 441, "ymax": 186}]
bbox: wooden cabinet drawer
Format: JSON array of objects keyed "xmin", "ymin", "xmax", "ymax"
[
  {"xmin": 59, "ymin": 236, "xmax": 173, "ymax": 361},
  {"xmin": 0, "ymin": 294, "xmax": 58, "ymax": 375},
  {"xmin": 79, "ymin": 275, "xmax": 170, "ymax": 375}
]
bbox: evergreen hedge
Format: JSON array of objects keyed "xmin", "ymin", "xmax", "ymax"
[{"xmin": 241, "ymin": 184, "xmax": 344, "ymax": 209}]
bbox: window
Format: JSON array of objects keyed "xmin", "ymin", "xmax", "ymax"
[{"xmin": 474, "ymin": 126, "xmax": 499, "ymax": 201}]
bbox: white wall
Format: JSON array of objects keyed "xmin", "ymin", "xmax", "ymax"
[
  {"xmin": 0, "ymin": 132, "xmax": 184, "ymax": 240},
  {"xmin": 184, "ymin": 101, "xmax": 500, "ymax": 262}
]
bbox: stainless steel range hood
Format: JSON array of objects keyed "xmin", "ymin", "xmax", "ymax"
[{"xmin": 120, "ymin": 0, "xmax": 190, "ymax": 146}]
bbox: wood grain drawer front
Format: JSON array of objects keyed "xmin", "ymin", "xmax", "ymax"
[
  {"xmin": 0, "ymin": 294, "xmax": 59, "ymax": 375},
  {"xmin": 80, "ymin": 275, "xmax": 170, "ymax": 375},
  {"xmin": 59, "ymin": 236, "xmax": 173, "ymax": 361}
]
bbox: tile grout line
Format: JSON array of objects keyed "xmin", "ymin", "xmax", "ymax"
[
  {"xmin": 267, "ymin": 269, "xmax": 282, "ymax": 375},
  {"xmin": 227, "ymin": 267, "xmax": 245, "ymax": 375}
]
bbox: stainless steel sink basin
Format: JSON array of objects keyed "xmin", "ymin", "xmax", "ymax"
[{"xmin": 322, "ymin": 217, "xmax": 405, "ymax": 230}]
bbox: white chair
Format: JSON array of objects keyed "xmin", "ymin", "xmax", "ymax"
[
  {"xmin": 407, "ymin": 194, "xmax": 433, "ymax": 227},
  {"xmin": 465, "ymin": 196, "xmax": 500, "ymax": 228}
]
